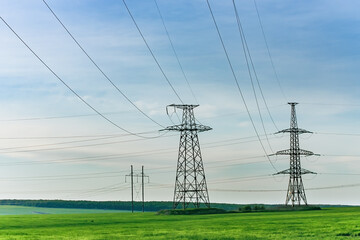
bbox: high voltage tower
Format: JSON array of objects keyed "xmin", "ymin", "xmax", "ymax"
[
  {"xmin": 162, "ymin": 104, "xmax": 211, "ymax": 209},
  {"xmin": 271, "ymin": 103, "xmax": 318, "ymax": 206}
]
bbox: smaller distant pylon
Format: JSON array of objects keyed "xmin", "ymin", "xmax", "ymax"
[{"xmin": 271, "ymin": 102, "xmax": 319, "ymax": 206}]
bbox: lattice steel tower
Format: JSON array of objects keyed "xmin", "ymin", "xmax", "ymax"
[
  {"xmin": 163, "ymin": 104, "xmax": 211, "ymax": 209},
  {"xmin": 272, "ymin": 103, "xmax": 318, "ymax": 206}
]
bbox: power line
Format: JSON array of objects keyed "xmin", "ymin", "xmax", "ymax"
[
  {"xmin": 0, "ymin": 131, "xmax": 173, "ymax": 152},
  {"xmin": 2, "ymin": 183, "xmax": 129, "ymax": 196},
  {"xmin": 67, "ymin": 183, "xmax": 130, "ymax": 199},
  {"xmin": 320, "ymin": 173, "xmax": 360, "ymax": 176},
  {"xmin": 206, "ymin": 0, "xmax": 277, "ymax": 172},
  {"xmin": 300, "ymin": 102, "xmax": 360, "ymax": 107},
  {"xmin": 122, "ymin": 0, "xmax": 183, "ymax": 104},
  {"xmin": 153, "ymin": 0, "xmax": 198, "ymax": 104},
  {"xmin": 41, "ymin": 0, "xmax": 164, "ymax": 129},
  {"xmin": 322, "ymin": 154, "xmax": 360, "ymax": 157},
  {"xmin": 0, "ymin": 16, "xmax": 159, "ymax": 139},
  {"xmin": 307, "ymin": 183, "xmax": 360, "ymax": 191},
  {"xmin": 232, "ymin": 0, "xmax": 277, "ymax": 154},
  {"xmin": 0, "ymin": 102, "xmax": 285, "ymax": 125},
  {"xmin": 0, "ymin": 133, "xmax": 172, "ymax": 154},
  {"xmin": 0, "ymin": 132, "xmax": 273, "ymax": 156},
  {"xmin": 0, "ymin": 135, "xmax": 128, "ymax": 151},
  {"xmin": 0, "ymin": 112, "xmax": 107, "ymax": 122},
  {"xmin": 253, "ymin": 0, "xmax": 287, "ymax": 101},
  {"xmin": 233, "ymin": 0, "xmax": 279, "ymax": 132},
  {"xmin": 315, "ymin": 132, "xmax": 360, "ymax": 137},
  {"xmin": 0, "ymin": 131, "xmax": 159, "ymax": 140},
  {"xmin": 209, "ymin": 182, "xmax": 360, "ymax": 192},
  {"xmin": 0, "ymin": 172, "xmax": 123, "ymax": 182},
  {"xmin": 210, "ymin": 188, "xmax": 284, "ymax": 193}
]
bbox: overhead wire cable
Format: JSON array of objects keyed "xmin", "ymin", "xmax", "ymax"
[
  {"xmin": 153, "ymin": 0, "xmax": 198, "ymax": 104},
  {"xmin": 1, "ymin": 141, "xmax": 280, "ymax": 168},
  {"xmin": 0, "ymin": 133, "xmax": 174, "ymax": 154},
  {"xmin": 42, "ymin": 0, "xmax": 165, "ymax": 128},
  {"xmin": 4, "ymin": 170, "xmax": 127, "ymax": 180},
  {"xmin": 300, "ymin": 102, "xmax": 360, "ymax": 107},
  {"xmin": 233, "ymin": 0, "xmax": 279, "ymax": 132},
  {"xmin": 0, "ymin": 16, "xmax": 159, "ymax": 139},
  {"xmin": 0, "ymin": 132, "xmax": 276, "ymax": 155},
  {"xmin": 0, "ymin": 133, "xmax": 279, "ymax": 167},
  {"xmin": 253, "ymin": 0, "xmax": 287, "ymax": 101},
  {"xmin": 0, "ymin": 131, "xmax": 176, "ymax": 152},
  {"xmin": 0, "ymin": 102, "xmax": 285, "ymax": 125},
  {"xmin": 306, "ymin": 183, "xmax": 360, "ymax": 191},
  {"xmin": 0, "ymin": 131, "xmax": 160, "ymax": 140},
  {"xmin": 320, "ymin": 173, "xmax": 360, "ymax": 176},
  {"xmin": 0, "ymin": 174, "xmax": 122, "ymax": 182},
  {"xmin": 210, "ymin": 188, "xmax": 285, "ymax": 192},
  {"xmin": 0, "ymin": 135, "xmax": 129, "ymax": 151},
  {"xmin": 122, "ymin": 0, "xmax": 184, "ymax": 104},
  {"xmin": 67, "ymin": 184, "xmax": 130, "ymax": 199},
  {"xmin": 205, "ymin": 0, "xmax": 277, "ymax": 172},
  {"xmin": 315, "ymin": 132, "xmax": 360, "ymax": 137},
  {"xmin": 232, "ymin": 0, "xmax": 275, "ymax": 153}
]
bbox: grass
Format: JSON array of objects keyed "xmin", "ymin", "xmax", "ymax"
[
  {"xmin": 157, "ymin": 207, "xmax": 228, "ymax": 215},
  {"xmin": 0, "ymin": 206, "xmax": 359, "ymax": 239},
  {"xmin": 0, "ymin": 205, "xmax": 129, "ymax": 215}
]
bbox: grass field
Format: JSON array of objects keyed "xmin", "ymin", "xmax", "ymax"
[
  {"xmin": 0, "ymin": 206, "xmax": 359, "ymax": 239},
  {"xmin": 0, "ymin": 205, "xmax": 129, "ymax": 215}
]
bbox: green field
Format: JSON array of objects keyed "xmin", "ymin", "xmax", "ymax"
[
  {"xmin": 0, "ymin": 206, "xmax": 359, "ymax": 239},
  {"xmin": 0, "ymin": 205, "xmax": 129, "ymax": 215}
]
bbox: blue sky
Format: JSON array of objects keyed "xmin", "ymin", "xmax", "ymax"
[{"xmin": 0, "ymin": 0, "xmax": 359, "ymax": 205}]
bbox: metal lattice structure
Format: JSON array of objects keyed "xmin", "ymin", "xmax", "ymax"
[
  {"xmin": 272, "ymin": 103, "xmax": 318, "ymax": 206},
  {"xmin": 162, "ymin": 104, "xmax": 211, "ymax": 209}
]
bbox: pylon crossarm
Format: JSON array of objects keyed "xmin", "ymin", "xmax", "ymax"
[
  {"xmin": 274, "ymin": 169, "xmax": 290, "ymax": 175},
  {"xmin": 298, "ymin": 149, "xmax": 316, "ymax": 156},
  {"xmin": 275, "ymin": 128, "xmax": 312, "ymax": 135},
  {"xmin": 301, "ymin": 168, "xmax": 317, "ymax": 175},
  {"xmin": 273, "ymin": 149, "xmax": 291, "ymax": 155},
  {"xmin": 161, "ymin": 124, "xmax": 183, "ymax": 131},
  {"xmin": 272, "ymin": 149, "xmax": 318, "ymax": 156},
  {"xmin": 167, "ymin": 104, "xmax": 199, "ymax": 110},
  {"xmin": 161, "ymin": 124, "xmax": 212, "ymax": 132}
]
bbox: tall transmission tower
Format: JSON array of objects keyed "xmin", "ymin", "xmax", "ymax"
[
  {"xmin": 271, "ymin": 102, "xmax": 318, "ymax": 206},
  {"xmin": 162, "ymin": 104, "xmax": 211, "ymax": 209}
]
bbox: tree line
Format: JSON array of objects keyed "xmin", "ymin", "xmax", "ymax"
[{"xmin": 0, "ymin": 199, "xmax": 241, "ymax": 212}]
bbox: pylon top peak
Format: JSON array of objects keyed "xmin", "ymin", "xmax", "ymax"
[
  {"xmin": 167, "ymin": 104, "xmax": 199, "ymax": 110},
  {"xmin": 288, "ymin": 102, "xmax": 298, "ymax": 106}
]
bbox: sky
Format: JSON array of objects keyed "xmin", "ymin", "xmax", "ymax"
[{"xmin": 0, "ymin": 0, "xmax": 359, "ymax": 205}]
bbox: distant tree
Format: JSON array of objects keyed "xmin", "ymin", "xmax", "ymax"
[
  {"xmin": 254, "ymin": 205, "xmax": 265, "ymax": 211},
  {"xmin": 243, "ymin": 205, "xmax": 252, "ymax": 212}
]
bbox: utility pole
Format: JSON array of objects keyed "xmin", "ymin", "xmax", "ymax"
[
  {"xmin": 126, "ymin": 165, "xmax": 149, "ymax": 213},
  {"xmin": 131, "ymin": 165, "xmax": 133, "ymax": 213},
  {"xmin": 141, "ymin": 166, "xmax": 149, "ymax": 212},
  {"xmin": 271, "ymin": 102, "xmax": 318, "ymax": 206},
  {"xmin": 162, "ymin": 104, "xmax": 211, "ymax": 209},
  {"xmin": 142, "ymin": 166, "xmax": 144, "ymax": 212},
  {"xmin": 125, "ymin": 165, "xmax": 134, "ymax": 213}
]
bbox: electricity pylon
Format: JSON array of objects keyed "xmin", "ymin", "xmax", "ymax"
[
  {"xmin": 162, "ymin": 104, "xmax": 211, "ymax": 209},
  {"xmin": 271, "ymin": 102, "xmax": 318, "ymax": 206}
]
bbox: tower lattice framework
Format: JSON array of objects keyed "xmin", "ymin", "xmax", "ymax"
[
  {"xmin": 163, "ymin": 104, "xmax": 211, "ymax": 209},
  {"xmin": 272, "ymin": 102, "xmax": 318, "ymax": 206}
]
